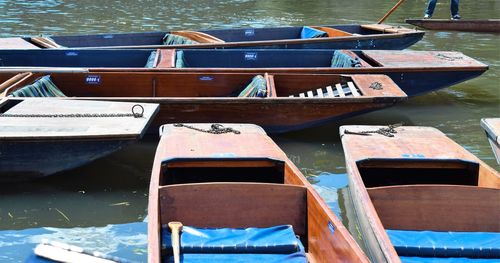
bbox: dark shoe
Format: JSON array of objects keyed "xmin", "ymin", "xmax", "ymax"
[{"xmin": 452, "ymin": 15, "xmax": 461, "ymax": 20}]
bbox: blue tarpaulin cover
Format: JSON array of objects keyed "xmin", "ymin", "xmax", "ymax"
[
  {"xmin": 164, "ymin": 252, "xmax": 307, "ymax": 263},
  {"xmin": 387, "ymin": 229, "xmax": 500, "ymax": 258},
  {"xmin": 162, "ymin": 225, "xmax": 301, "ymax": 254},
  {"xmin": 300, "ymin": 26, "xmax": 327, "ymax": 39}
]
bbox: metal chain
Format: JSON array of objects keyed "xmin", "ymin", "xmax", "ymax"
[
  {"xmin": 174, "ymin": 123, "xmax": 241, "ymax": 134},
  {"xmin": 0, "ymin": 104, "xmax": 144, "ymax": 118},
  {"xmin": 436, "ymin": 53, "xmax": 463, "ymax": 61},
  {"xmin": 369, "ymin": 82, "xmax": 383, "ymax": 90},
  {"xmin": 344, "ymin": 123, "xmax": 403, "ymax": 137}
]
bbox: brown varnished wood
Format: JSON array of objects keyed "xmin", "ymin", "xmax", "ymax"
[
  {"xmin": 0, "ymin": 72, "xmax": 406, "ymax": 133},
  {"xmin": 368, "ymin": 185, "xmax": 500, "ymax": 232},
  {"xmin": 156, "ymin": 49, "xmax": 175, "ymax": 68},
  {"xmin": 165, "ymin": 160, "xmax": 278, "ymax": 168},
  {"xmin": 311, "ymin": 26, "xmax": 352, "ymax": 37},
  {"xmin": 159, "ymin": 183, "xmax": 307, "ymax": 236},
  {"xmin": 170, "ymin": 31, "xmax": 225, "ymax": 43},
  {"xmin": 148, "ymin": 124, "xmax": 370, "ymax": 262},
  {"xmin": 406, "ymin": 19, "xmax": 500, "ymax": 33},
  {"xmin": 361, "ymin": 23, "xmax": 418, "ymax": 33},
  {"xmin": 340, "ymin": 125, "xmax": 500, "ymax": 263},
  {"xmin": 0, "ymin": 72, "xmax": 33, "ymax": 96}
]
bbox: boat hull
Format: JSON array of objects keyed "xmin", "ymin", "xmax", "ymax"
[
  {"xmin": 481, "ymin": 118, "xmax": 500, "ymax": 164},
  {"xmin": 0, "ymin": 139, "xmax": 133, "ymax": 181},
  {"xmin": 406, "ymin": 19, "xmax": 500, "ymax": 33}
]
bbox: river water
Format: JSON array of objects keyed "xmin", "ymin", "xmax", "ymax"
[{"xmin": 0, "ymin": 0, "xmax": 498, "ymax": 261}]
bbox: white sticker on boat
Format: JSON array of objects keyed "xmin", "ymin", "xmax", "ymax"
[
  {"xmin": 401, "ymin": 153, "xmax": 425, "ymax": 158},
  {"xmin": 244, "ymin": 52, "xmax": 257, "ymax": 61},
  {"xmin": 328, "ymin": 221, "xmax": 335, "ymax": 234},
  {"xmin": 244, "ymin": 29, "xmax": 255, "ymax": 36},
  {"xmin": 199, "ymin": 76, "xmax": 214, "ymax": 81},
  {"xmin": 85, "ymin": 75, "xmax": 101, "ymax": 85},
  {"xmin": 65, "ymin": 51, "xmax": 78, "ymax": 56}
]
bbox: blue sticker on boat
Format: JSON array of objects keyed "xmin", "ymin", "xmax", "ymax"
[
  {"xmin": 401, "ymin": 153, "xmax": 425, "ymax": 158},
  {"xmin": 244, "ymin": 29, "xmax": 255, "ymax": 36},
  {"xmin": 212, "ymin": 153, "xmax": 237, "ymax": 157},
  {"xmin": 244, "ymin": 52, "xmax": 257, "ymax": 61},
  {"xmin": 328, "ymin": 221, "xmax": 335, "ymax": 234},
  {"xmin": 199, "ymin": 76, "xmax": 214, "ymax": 81},
  {"xmin": 85, "ymin": 75, "xmax": 101, "ymax": 85},
  {"xmin": 65, "ymin": 51, "xmax": 78, "ymax": 56},
  {"xmin": 103, "ymin": 35, "xmax": 114, "ymax": 39}
]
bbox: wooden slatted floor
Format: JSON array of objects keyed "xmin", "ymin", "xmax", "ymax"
[{"xmin": 289, "ymin": 81, "xmax": 361, "ymax": 98}]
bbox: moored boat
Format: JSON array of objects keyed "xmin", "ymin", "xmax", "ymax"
[
  {"xmin": 340, "ymin": 125, "xmax": 500, "ymax": 262},
  {"xmin": 148, "ymin": 123, "xmax": 369, "ymax": 262},
  {"xmin": 0, "ymin": 49, "xmax": 488, "ymax": 96},
  {"xmin": 0, "ymin": 24, "xmax": 424, "ymax": 50},
  {"xmin": 0, "ymin": 72, "xmax": 406, "ymax": 133},
  {"xmin": 406, "ymin": 19, "xmax": 500, "ymax": 33},
  {"xmin": 0, "ymin": 97, "xmax": 159, "ymax": 181},
  {"xmin": 481, "ymin": 118, "xmax": 500, "ymax": 164}
]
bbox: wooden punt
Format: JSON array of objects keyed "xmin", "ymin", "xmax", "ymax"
[
  {"xmin": 0, "ymin": 49, "xmax": 488, "ymax": 96},
  {"xmin": 406, "ymin": 19, "xmax": 500, "ymax": 33},
  {"xmin": 340, "ymin": 125, "xmax": 500, "ymax": 263},
  {"xmin": 148, "ymin": 123, "xmax": 369, "ymax": 263},
  {"xmin": 481, "ymin": 118, "xmax": 500, "ymax": 164},
  {"xmin": 1, "ymin": 24, "xmax": 424, "ymax": 50},
  {"xmin": 0, "ymin": 98, "xmax": 159, "ymax": 181},
  {"xmin": 0, "ymin": 72, "xmax": 406, "ymax": 133}
]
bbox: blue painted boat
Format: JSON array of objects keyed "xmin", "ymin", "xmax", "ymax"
[
  {"xmin": 0, "ymin": 24, "xmax": 424, "ymax": 50},
  {"xmin": 0, "ymin": 98, "xmax": 159, "ymax": 181},
  {"xmin": 0, "ymin": 49, "xmax": 488, "ymax": 96}
]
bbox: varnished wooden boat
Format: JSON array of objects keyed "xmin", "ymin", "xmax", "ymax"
[
  {"xmin": 406, "ymin": 19, "xmax": 500, "ymax": 33},
  {"xmin": 148, "ymin": 123, "xmax": 369, "ymax": 262},
  {"xmin": 340, "ymin": 125, "xmax": 500, "ymax": 262},
  {"xmin": 0, "ymin": 72, "xmax": 407, "ymax": 133},
  {"xmin": 0, "ymin": 49, "xmax": 488, "ymax": 96},
  {"xmin": 481, "ymin": 118, "xmax": 500, "ymax": 164},
  {"xmin": 0, "ymin": 24, "xmax": 423, "ymax": 50},
  {"xmin": 0, "ymin": 98, "xmax": 158, "ymax": 181}
]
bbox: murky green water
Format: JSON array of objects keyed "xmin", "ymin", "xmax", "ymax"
[{"xmin": 0, "ymin": 0, "xmax": 499, "ymax": 261}]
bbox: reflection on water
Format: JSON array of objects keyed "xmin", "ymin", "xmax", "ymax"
[{"xmin": 0, "ymin": 0, "xmax": 498, "ymax": 261}]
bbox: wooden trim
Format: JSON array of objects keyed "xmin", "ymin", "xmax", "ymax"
[
  {"xmin": 164, "ymin": 160, "xmax": 280, "ymax": 168},
  {"xmin": 310, "ymin": 26, "xmax": 352, "ymax": 37},
  {"xmin": 0, "ymin": 72, "xmax": 34, "ymax": 97},
  {"xmin": 171, "ymin": 31, "xmax": 225, "ymax": 43},
  {"xmin": 265, "ymin": 73, "xmax": 277, "ymax": 97},
  {"xmin": 30, "ymin": 36, "xmax": 63, "ymax": 48}
]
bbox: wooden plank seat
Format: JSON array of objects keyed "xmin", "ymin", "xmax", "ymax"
[{"xmin": 289, "ymin": 81, "xmax": 361, "ymax": 98}]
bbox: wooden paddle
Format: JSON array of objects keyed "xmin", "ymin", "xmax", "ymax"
[
  {"xmin": 378, "ymin": 0, "xmax": 406, "ymax": 24},
  {"xmin": 168, "ymin": 221, "xmax": 183, "ymax": 263}
]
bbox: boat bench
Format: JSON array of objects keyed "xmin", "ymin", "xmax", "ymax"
[
  {"xmin": 387, "ymin": 229, "xmax": 500, "ymax": 260},
  {"xmin": 158, "ymin": 182, "xmax": 308, "ymax": 262},
  {"xmin": 162, "ymin": 225, "xmax": 307, "ymax": 263}
]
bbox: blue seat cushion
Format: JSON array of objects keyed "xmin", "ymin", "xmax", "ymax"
[
  {"xmin": 387, "ymin": 229, "xmax": 500, "ymax": 258},
  {"xmin": 164, "ymin": 251, "xmax": 307, "ymax": 263},
  {"xmin": 400, "ymin": 256, "xmax": 500, "ymax": 263},
  {"xmin": 163, "ymin": 225, "xmax": 302, "ymax": 254},
  {"xmin": 300, "ymin": 26, "xmax": 327, "ymax": 39}
]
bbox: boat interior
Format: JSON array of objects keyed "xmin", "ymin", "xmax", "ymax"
[
  {"xmin": 356, "ymin": 154, "xmax": 500, "ymax": 260},
  {"xmin": 0, "ymin": 71, "xmax": 391, "ymax": 99},
  {"xmin": 16, "ymin": 24, "xmax": 408, "ymax": 48}
]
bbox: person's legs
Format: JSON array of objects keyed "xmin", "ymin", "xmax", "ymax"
[
  {"xmin": 450, "ymin": 0, "xmax": 460, "ymax": 18},
  {"xmin": 425, "ymin": 0, "xmax": 438, "ymax": 17}
]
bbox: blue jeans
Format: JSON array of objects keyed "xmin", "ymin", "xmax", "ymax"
[{"xmin": 425, "ymin": 0, "xmax": 460, "ymax": 17}]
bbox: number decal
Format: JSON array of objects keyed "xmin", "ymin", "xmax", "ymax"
[
  {"xmin": 85, "ymin": 75, "xmax": 101, "ymax": 85},
  {"xmin": 244, "ymin": 52, "xmax": 257, "ymax": 61}
]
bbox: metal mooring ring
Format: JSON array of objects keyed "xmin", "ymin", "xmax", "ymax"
[{"xmin": 132, "ymin": 104, "xmax": 144, "ymax": 118}]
